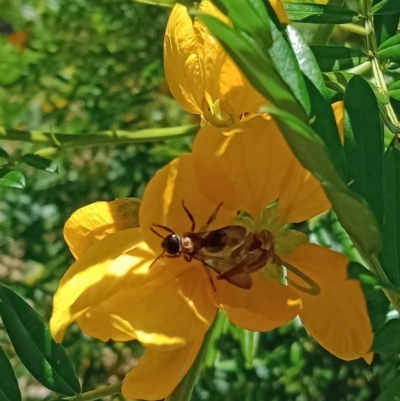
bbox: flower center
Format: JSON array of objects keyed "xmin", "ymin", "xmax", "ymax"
[{"xmin": 201, "ymin": 98, "xmax": 236, "ymax": 127}]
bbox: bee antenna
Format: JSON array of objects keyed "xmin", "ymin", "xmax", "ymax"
[
  {"xmin": 149, "ymin": 250, "xmax": 166, "ymax": 269},
  {"xmin": 150, "ymin": 226, "xmax": 165, "ymax": 240}
]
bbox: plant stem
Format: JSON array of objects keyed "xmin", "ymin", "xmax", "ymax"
[
  {"xmin": 0, "ymin": 124, "xmax": 199, "ymax": 148},
  {"xmin": 311, "ymin": 0, "xmax": 346, "ymax": 46},
  {"xmin": 362, "ymin": 0, "xmax": 400, "ymax": 137},
  {"xmin": 60, "ymin": 383, "xmax": 122, "ymax": 401},
  {"xmin": 165, "ymin": 312, "xmax": 220, "ymax": 401}
]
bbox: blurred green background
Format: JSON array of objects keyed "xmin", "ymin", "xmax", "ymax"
[{"xmin": 0, "ymin": 0, "xmax": 398, "ymax": 400}]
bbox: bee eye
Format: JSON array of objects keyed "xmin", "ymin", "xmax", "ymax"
[{"xmin": 162, "ymin": 235, "xmax": 181, "ymax": 255}]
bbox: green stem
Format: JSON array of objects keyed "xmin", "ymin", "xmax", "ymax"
[
  {"xmin": 362, "ymin": 0, "xmax": 400, "ymax": 136},
  {"xmin": 311, "ymin": 0, "xmax": 346, "ymax": 46},
  {"xmin": 165, "ymin": 312, "xmax": 220, "ymax": 401},
  {"xmin": 60, "ymin": 383, "xmax": 122, "ymax": 401},
  {"xmin": 0, "ymin": 125, "xmax": 199, "ymax": 148}
]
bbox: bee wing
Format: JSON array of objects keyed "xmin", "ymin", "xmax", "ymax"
[{"xmin": 188, "ymin": 226, "xmax": 247, "ymax": 253}]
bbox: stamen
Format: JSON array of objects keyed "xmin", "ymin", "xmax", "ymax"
[{"xmin": 283, "ymin": 261, "xmax": 321, "ymax": 296}]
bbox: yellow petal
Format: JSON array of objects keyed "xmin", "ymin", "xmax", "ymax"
[
  {"xmin": 211, "ymin": 271, "xmax": 302, "ymax": 331},
  {"xmin": 283, "ymin": 244, "xmax": 373, "ymax": 360},
  {"xmin": 270, "ymin": 0, "xmax": 290, "ymax": 24},
  {"xmin": 77, "ymin": 304, "xmax": 137, "ymax": 342},
  {"xmin": 193, "ymin": 116, "xmax": 294, "ymax": 218},
  {"xmin": 87, "ymin": 261, "xmax": 217, "ymax": 349},
  {"xmin": 332, "ymin": 101, "xmax": 344, "ymax": 144},
  {"xmin": 164, "ymin": 1, "xmax": 268, "ymax": 122},
  {"xmin": 50, "ymin": 228, "xmax": 149, "ymax": 342},
  {"xmin": 122, "ymin": 337, "xmax": 203, "ymax": 400},
  {"xmin": 64, "ymin": 198, "xmax": 140, "ymax": 259},
  {"xmin": 139, "ymin": 154, "xmax": 236, "ymax": 255},
  {"xmin": 278, "ymin": 158, "xmax": 331, "ymax": 224},
  {"xmin": 164, "ymin": 4, "xmax": 204, "ymax": 114}
]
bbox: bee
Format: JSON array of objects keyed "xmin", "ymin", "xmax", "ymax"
[{"xmin": 150, "ymin": 201, "xmax": 278, "ymax": 289}]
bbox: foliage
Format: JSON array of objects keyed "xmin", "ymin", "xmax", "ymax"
[{"xmin": 1, "ymin": 0, "xmax": 400, "ymax": 400}]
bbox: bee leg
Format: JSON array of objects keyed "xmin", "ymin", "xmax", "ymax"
[
  {"xmin": 182, "ymin": 200, "xmax": 196, "ymax": 232},
  {"xmin": 200, "ymin": 202, "xmax": 223, "ymax": 232},
  {"xmin": 209, "ymin": 276, "xmax": 217, "ymax": 292}
]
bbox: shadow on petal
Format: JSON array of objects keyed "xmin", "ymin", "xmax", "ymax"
[
  {"xmin": 122, "ymin": 336, "xmax": 203, "ymax": 401},
  {"xmin": 283, "ymin": 244, "xmax": 373, "ymax": 360},
  {"xmin": 210, "ymin": 271, "xmax": 302, "ymax": 332},
  {"xmin": 64, "ymin": 198, "xmax": 140, "ymax": 259}
]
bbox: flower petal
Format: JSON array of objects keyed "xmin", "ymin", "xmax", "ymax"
[
  {"xmin": 278, "ymin": 158, "xmax": 330, "ymax": 224},
  {"xmin": 122, "ymin": 337, "xmax": 203, "ymax": 401},
  {"xmin": 51, "ymin": 228, "xmax": 150, "ymax": 342},
  {"xmin": 139, "ymin": 153, "xmax": 236, "ymax": 255},
  {"xmin": 164, "ymin": 4, "xmax": 204, "ymax": 114},
  {"xmin": 64, "ymin": 198, "xmax": 140, "ymax": 259},
  {"xmin": 283, "ymin": 244, "xmax": 373, "ymax": 360},
  {"xmin": 84, "ymin": 261, "xmax": 216, "ymax": 349},
  {"xmin": 210, "ymin": 271, "xmax": 302, "ymax": 331},
  {"xmin": 193, "ymin": 116, "xmax": 294, "ymax": 218},
  {"xmin": 270, "ymin": 0, "xmax": 290, "ymax": 24},
  {"xmin": 333, "ymin": 101, "xmax": 344, "ymax": 144}
]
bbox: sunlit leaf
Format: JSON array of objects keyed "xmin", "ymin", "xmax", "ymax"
[
  {"xmin": 0, "ymin": 171, "xmax": 26, "ymax": 189},
  {"xmin": 0, "ymin": 285, "xmax": 81, "ymax": 396},
  {"xmin": 377, "ymin": 33, "xmax": 400, "ymax": 60},
  {"xmin": 284, "ymin": 2, "xmax": 360, "ymax": 24},
  {"xmin": 311, "ymin": 46, "xmax": 369, "ymax": 72}
]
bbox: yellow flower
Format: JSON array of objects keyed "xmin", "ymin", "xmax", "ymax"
[
  {"xmin": 163, "ymin": 0, "xmax": 290, "ymax": 127},
  {"xmin": 50, "ymin": 112, "xmax": 371, "ymax": 400}
]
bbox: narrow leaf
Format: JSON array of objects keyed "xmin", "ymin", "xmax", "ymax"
[
  {"xmin": 284, "ymin": 2, "xmax": 360, "ymax": 24},
  {"xmin": 374, "ymin": 13, "xmax": 400, "ymax": 46},
  {"xmin": 239, "ymin": 330, "xmax": 259, "ymax": 368},
  {"xmin": 211, "ymin": 0, "xmax": 272, "ymax": 52},
  {"xmin": 388, "ymin": 79, "xmax": 400, "ymax": 101},
  {"xmin": 0, "ymin": 285, "xmax": 81, "ymax": 395},
  {"xmin": 262, "ymin": 106, "xmax": 381, "ymax": 255},
  {"xmin": 285, "ymin": 25, "xmax": 333, "ymax": 100},
  {"xmin": 0, "ymin": 171, "xmax": 26, "ymax": 189},
  {"xmin": 311, "ymin": 46, "xmax": 369, "ymax": 72},
  {"xmin": 268, "ymin": 15, "xmax": 311, "ymax": 115},
  {"xmin": 379, "ymin": 145, "xmax": 400, "ymax": 285},
  {"xmin": 343, "ymin": 75, "xmax": 384, "ymax": 227},
  {"xmin": 0, "ymin": 147, "xmax": 9, "ymax": 158},
  {"xmin": 198, "ymin": 14, "xmax": 306, "ymax": 121},
  {"xmin": 377, "ymin": 33, "xmax": 400, "ymax": 60},
  {"xmin": 0, "ymin": 346, "xmax": 21, "ymax": 401},
  {"xmin": 21, "ymin": 153, "xmax": 58, "ymax": 173},
  {"xmin": 372, "ymin": 319, "xmax": 400, "ymax": 354},
  {"xmin": 372, "ymin": 0, "xmax": 400, "ymax": 15}
]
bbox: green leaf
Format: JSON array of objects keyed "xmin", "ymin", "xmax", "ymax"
[
  {"xmin": 376, "ymin": 371, "xmax": 400, "ymax": 401},
  {"xmin": 306, "ymin": 78, "xmax": 346, "ymax": 178},
  {"xmin": 211, "ymin": 0, "xmax": 272, "ymax": 52},
  {"xmin": 268, "ymin": 15, "xmax": 311, "ymax": 115},
  {"xmin": 311, "ymin": 46, "xmax": 369, "ymax": 72},
  {"xmin": 285, "ymin": 25, "xmax": 334, "ymax": 100},
  {"xmin": 379, "ymin": 145, "xmax": 400, "ymax": 285},
  {"xmin": 0, "ymin": 171, "xmax": 26, "ymax": 189},
  {"xmin": 374, "ymin": 13, "xmax": 400, "ymax": 46},
  {"xmin": 21, "ymin": 154, "xmax": 58, "ymax": 173},
  {"xmin": 388, "ymin": 80, "xmax": 400, "ymax": 101},
  {"xmin": 239, "ymin": 330, "xmax": 259, "ymax": 368},
  {"xmin": 284, "ymin": 2, "xmax": 360, "ymax": 24},
  {"xmin": 0, "ymin": 285, "xmax": 81, "ymax": 396},
  {"xmin": 377, "ymin": 33, "xmax": 400, "ymax": 60},
  {"xmin": 262, "ymin": 106, "xmax": 381, "ymax": 256},
  {"xmin": 198, "ymin": 14, "xmax": 306, "ymax": 121},
  {"xmin": 0, "ymin": 147, "xmax": 9, "ymax": 158},
  {"xmin": 347, "ymin": 262, "xmax": 390, "ymax": 332},
  {"xmin": 372, "ymin": 0, "xmax": 400, "ymax": 14},
  {"xmin": 372, "ymin": 319, "xmax": 400, "ymax": 354},
  {"xmin": 0, "ymin": 346, "xmax": 21, "ymax": 401},
  {"xmin": 343, "ymin": 75, "xmax": 384, "ymax": 227}
]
